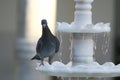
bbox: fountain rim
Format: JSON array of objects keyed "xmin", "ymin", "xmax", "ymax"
[
  {"xmin": 56, "ymin": 22, "xmax": 111, "ymax": 33},
  {"xmin": 36, "ymin": 61, "xmax": 120, "ymax": 77}
]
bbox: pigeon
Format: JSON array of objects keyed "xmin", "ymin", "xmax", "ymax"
[{"xmin": 31, "ymin": 19, "xmax": 60, "ymax": 66}]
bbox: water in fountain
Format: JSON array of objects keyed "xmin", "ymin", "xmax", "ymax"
[
  {"xmin": 56, "ymin": 31, "xmax": 63, "ymax": 62},
  {"xmin": 102, "ymin": 33, "xmax": 111, "ymax": 55},
  {"xmin": 92, "ymin": 32, "xmax": 111, "ymax": 64},
  {"xmin": 56, "ymin": 31, "xmax": 70, "ymax": 80},
  {"xmin": 93, "ymin": 32, "xmax": 111, "ymax": 54},
  {"xmin": 56, "ymin": 31, "xmax": 111, "ymax": 65},
  {"xmin": 93, "ymin": 33, "xmax": 97, "ymax": 51},
  {"xmin": 69, "ymin": 33, "xmax": 73, "ymax": 61}
]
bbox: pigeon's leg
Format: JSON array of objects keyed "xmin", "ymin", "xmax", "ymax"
[
  {"xmin": 48, "ymin": 56, "xmax": 53, "ymax": 65},
  {"xmin": 39, "ymin": 58, "xmax": 44, "ymax": 66}
]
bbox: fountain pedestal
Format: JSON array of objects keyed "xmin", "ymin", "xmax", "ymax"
[
  {"xmin": 72, "ymin": 33, "xmax": 94, "ymax": 66},
  {"xmin": 36, "ymin": 0, "xmax": 120, "ymax": 78}
]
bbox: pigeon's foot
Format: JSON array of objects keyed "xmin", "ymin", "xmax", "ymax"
[{"xmin": 39, "ymin": 62, "xmax": 44, "ymax": 66}]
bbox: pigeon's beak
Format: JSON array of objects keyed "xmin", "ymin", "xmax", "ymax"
[{"xmin": 42, "ymin": 24, "xmax": 46, "ymax": 28}]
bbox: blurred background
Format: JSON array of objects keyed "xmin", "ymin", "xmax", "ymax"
[{"xmin": 0, "ymin": 0, "xmax": 120, "ymax": 80}]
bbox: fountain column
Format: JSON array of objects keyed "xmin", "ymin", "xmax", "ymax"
[{"xmin": 72, "ymin": 0, "xmax": 94, "ymax": 66}]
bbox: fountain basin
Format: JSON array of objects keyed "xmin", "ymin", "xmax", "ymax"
[
  {"xmin": 36, "ymin": 61, "xmax": 120, "ymax": 77},
  {"xmin": 57, "ymin": 22, "xmax": 110, "ymax": 33}
]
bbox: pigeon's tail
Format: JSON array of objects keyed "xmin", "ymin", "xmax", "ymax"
[
  {"xmin": 31, "ymin": 56, "xmax": 35, "ymax": 60},
  {"xmin": 31, "ymin": 55, "xmax": 41, "ymax": 60}
]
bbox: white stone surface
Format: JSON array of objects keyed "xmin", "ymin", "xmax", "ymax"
[{"xmin": 36, "ymin": 61, "xmax": 120, "ymax": 77}]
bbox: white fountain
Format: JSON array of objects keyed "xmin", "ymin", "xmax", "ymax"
[{"xmin": 36, "ymin": 0, "xmax": 120, "ymax": 78}]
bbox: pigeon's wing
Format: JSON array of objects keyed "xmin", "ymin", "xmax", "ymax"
[
  {"xmin": 36, "ymin": 38, "xmax": 43, "ymax": 53},
  {"xmin": 55, "ymin": 37, "xmax": 60, "ymax": 53}
]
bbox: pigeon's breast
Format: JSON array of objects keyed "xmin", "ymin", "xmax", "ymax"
[{"xmin": 39, "ymin": 41, "xmax": 56, "ymax": 58}]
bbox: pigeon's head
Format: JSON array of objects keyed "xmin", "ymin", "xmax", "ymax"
[{"xmin": 41, "ymin": 19, "xmax": 47, "ymax": 28}]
